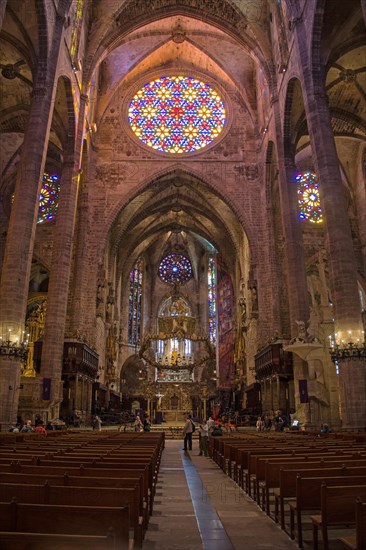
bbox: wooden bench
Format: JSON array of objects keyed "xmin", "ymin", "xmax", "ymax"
[
  {"xmin": 0, "ymin": 501, "xmax": 130, "ymax": 549},
  {"xmin": 265, "ymin": 459, "xmax": 366, "ymax": 518},
  {"xmin": 1, "ymin": 461, "xmax": 156, "ymax": 512},
  {"xmin": 0, "ymin": 530, "xmax": 117, "ymax": 549},
  {"xmin": 311, "ymin": 484, "xmax": 366, "ymax": 550},
  {"xmin": 289, "ymin": 475, "xmax": 366, "ymax": 548},
  {"xmin": 339, "ymin": 498, "xmax": 366, "ymax": 550},
  {"xmin": 0, "ymin": 482, "xmax": 144, "ymax": 546},
  {"xmin": 273, "ymin": 464, "xmax": 366, "ymax": 529}
]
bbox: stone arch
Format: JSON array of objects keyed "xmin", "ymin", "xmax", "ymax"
[
  {"xmin": 104, "ymin": 166, "xmax": 254, "ymax": 260},
  {"xmin": 84, "ymin": 1, "xmax": 272, "ymax": 87}
]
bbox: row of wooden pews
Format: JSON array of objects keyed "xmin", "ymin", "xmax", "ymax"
[
  {"xmin": 209, "ymin": 431, "xmax": 366, "ymax": 549},
  {"xmin": 0, "ymin": 429, "xmax": 165, "ymax": 549}
]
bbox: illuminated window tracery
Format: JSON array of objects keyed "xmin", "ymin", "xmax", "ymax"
[
  {"xmin": 296, "ymin": 171, "xmax": 323, "ymax": 224},
  {"xmin": 208, "ymin": 256, "xmax": 217, "ymax": 345},
  {"xmin": 128, "ymin": 259, "xmax": 143, "ymax": 345},
  {"xmin": 37, "ymin": 173, "xmax": 60, "ymax": 224},
  {"xmin": 128, "ymin": 75, "xmax": 226, "ymax": 154},
  {"xmin": 158, "ymin": 253, "xmax": 193, "ymax": 285},
  {"xmin": 70, "ymin": 0, "xmax": 84, "ymax": 62}
]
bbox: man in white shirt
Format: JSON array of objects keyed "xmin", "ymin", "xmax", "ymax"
[{"xmin": 182, "ymin": 414, "xmax": 194, "ymax": 451}]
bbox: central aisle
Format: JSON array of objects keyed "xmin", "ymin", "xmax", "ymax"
[{"xmin": 142, "ymin": 440, "xmax": 297, "ymax": 550}]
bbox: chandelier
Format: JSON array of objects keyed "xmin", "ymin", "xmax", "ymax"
[
  {"xmin": 0, "ymin": 331, "xmax": 29, "ymax": 363},
  {"xmin": 329, "ymin": 330, "xmax": 366, "ymax": 363}
]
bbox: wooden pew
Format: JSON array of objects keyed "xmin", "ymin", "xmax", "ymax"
[
  {"xmin": 273, "ymin": 464, "xmax": 366, "ymax": 529},
  {"xmin": 0, "ymin": 471, "xmax": 149, "ymax": 529},
  {"xmin": 0, "ymin": 463, "xmax": 154, "ymax": 516},
  {"xmin": 339, "ymin": 498, "xmax": 366, "ymax": 550},
  {"xmin": 289, "ymin": 475, "xmax": 366, "ymax": 548},
  {"xmin": 311, "ymin": 484, "xmax": 366, "ymax": 550},
  {"xmin": 0, "ymin": 482, "xmax": 144, "ymax": 546},
  {"xmin": 0, "ymin": 501, "xmax": 130, "ymax": 550},
  {"xmin": 0, "ymin": 530, "xmax": 117, "ymax": 549},
  {"xmin": 264, "ymin": 458, "xmax": 366, "ymax": 516}
]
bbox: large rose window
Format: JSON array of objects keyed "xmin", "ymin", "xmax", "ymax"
[{"xmin": 128, "ymin": 75, "xmax": 226, "ymax": 154}]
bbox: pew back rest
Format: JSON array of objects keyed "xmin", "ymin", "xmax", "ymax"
[
  {"xmin": 0, "ymin": 501, "xmax": 129, "ymax": 544},
  {"xmin": 322, "ymin": 485, "xmax": 366, "ymax": 525},
  {"xmin": 297, "ymin": 475, "xmax": 366, "ymax": 510}
]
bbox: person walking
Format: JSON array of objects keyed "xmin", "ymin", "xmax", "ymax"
[{"xmin": 182, "ymin": 414, "xmax": 195, "ymax": 451}]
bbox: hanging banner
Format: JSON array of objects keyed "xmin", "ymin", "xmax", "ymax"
[
  {"xmin": 217, "ymin": 255, "xmax": 235, "ymax": 389},
  {"xmin": 42, "ymin": 378, "xmax": 51, "ymax": 401},
  {"xmin": 299, "ymin": 379, "xmax": 309, "ymax": 403}
]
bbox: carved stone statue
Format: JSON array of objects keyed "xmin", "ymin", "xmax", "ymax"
[{"xmin": 295, "ymin": 320, "xmax": 307, "ymax": 341}]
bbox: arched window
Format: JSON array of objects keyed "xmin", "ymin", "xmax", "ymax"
[
  {"xmin": 296, "ymin": 171, "xmax": 323, "ymax": 224},
  {"xmin": 128, "ymin": 75, "xmax": 226, "ymax": 154},
  {"xmin": 128, "ymin": 258, "xmax": 143, "ymax": 345},
  {"xmin": 70, "ymin": 0, "xmax": 84, "ymax": 63},
  {"xmin": 208, "ymin": 256, "xmax": 217, "ymax": 345},
  {"xmin": 37, "ymin": 173, "xmax": 60, "ymax": 224}
]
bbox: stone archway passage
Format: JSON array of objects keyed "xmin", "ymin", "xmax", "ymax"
[{"xmin": 142, "ymin": 441, "xmax": 296, "ymax": 550}]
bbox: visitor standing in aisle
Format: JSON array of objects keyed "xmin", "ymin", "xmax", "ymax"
[{"xmin": 183, "ymin": 414, "xmax": 194, "ymax": 451}]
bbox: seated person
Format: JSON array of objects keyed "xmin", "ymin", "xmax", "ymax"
[
  {"xmin": 20, "ymin": 420, "xmax": 34, "ymax": 432},
  {"xmin": 320, "ymin": 423, "xmax": 331, "ymax": 433},
  {"xmin": 211, "ymin": 424, "xmax": 223, "ymax": 436}
]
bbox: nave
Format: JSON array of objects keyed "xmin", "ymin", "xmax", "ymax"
[{"xmin": 142, "ymin": 440, "xmax": 296, "ymax": 550}]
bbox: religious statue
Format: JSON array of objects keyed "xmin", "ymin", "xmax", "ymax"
[{"xmin": 295, "ymin": 319, "xmax": 307, "ymax": 341}]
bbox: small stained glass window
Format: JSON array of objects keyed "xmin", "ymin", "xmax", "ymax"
[
  {"xmin": 37, "ymin": 173, "xmax": 60, "ymax": 224},
  {"xmin": 128, "ymin": 75, "xmax": 226, "ymax": 154},
  {"xmin": 70, "ymin": 0, "xmax": 84, "ymax": 62},
  {"xmin": 208, "ymin": 256, "xmax": 217, "ymax": 345},
  {"xmin": 128, "ymin": 258, "xmax": 143, "ymax": 345},
  {"xmin": 296, "ymin": 171, "xmax": 323, "ymax": 224},
  {"xmin": 158, "ymin": 253, "xmax": 193, "ymax": 285}
]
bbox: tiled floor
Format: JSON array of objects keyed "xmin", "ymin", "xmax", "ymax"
[{"xmin": 142, "ymin": 440, "xmax": 297, "ymax": 550}]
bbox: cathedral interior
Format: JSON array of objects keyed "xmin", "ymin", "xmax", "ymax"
[{"xmin": 0, "ymin": 0, "xmax": 366, "ymax": 433}]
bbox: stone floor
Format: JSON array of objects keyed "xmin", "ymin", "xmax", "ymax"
[{"xmin": 142, "ymin": 440, "xmax": 297, "ymax": 550}]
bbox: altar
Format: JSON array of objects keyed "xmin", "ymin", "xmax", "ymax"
[
  {"xmin": 163, "ymin": 410, "xmax": 188, "ymax": 422},
  {"xmin": 157, "ymin": 383, "xmax": 193, "ymax": 420}
]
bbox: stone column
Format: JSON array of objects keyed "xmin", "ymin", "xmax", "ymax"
[
  {"xmin": 304, "ymin": 91, "xmax": 364, "ymax": 430},
  {"xmin": 361, "ymin": 0, "xmax": 366, "ymax": 26},
  {"xmin": 271, "ymin": 97, "xmax": 311, "ymax": 425},
  {"xmin": 0, "ymin": 14, "xmax": 66, "ymax": 429},
  {"xmin": 68, "ymin": 147, "xmax": 99, "ymax": 344},
  {"xmin": 0, "ymin": 0, "xmax": 7, "ymax": 32},
  {"xmin": 40, "ymin": 95, "xmax": 88, "ymax": 414},
  {"xmin": 272, "ymin": 98, "xmax": 309, "ymax": 334}
]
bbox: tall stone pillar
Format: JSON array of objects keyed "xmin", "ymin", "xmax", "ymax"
[
  {"xmin": 40, "ymin": 95, "xmax": 88, "ymax": 415},
  {"xmin": 361, "ymin": 0, "xmax": 366, "ymax": 26},
  {"xmin": 0, "ymin": 0, "xmax": 7, "ymax": 32},
  {"xmin": 271, "ymin": 97, "xmax": 312, "ymax": 426},
  {"xmin": 0, "ymin": 14, "xmax": 66, "ymax": 429},
  {"xmin": 304, "ymin": 91, "xmax": 365, "ymax": 430},
  {"xmin": 272, "ymin": 98, "xmax": 309, "ymax": 333}
]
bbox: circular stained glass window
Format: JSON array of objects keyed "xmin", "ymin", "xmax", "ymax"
[
  {"xmin": 128, "ymin": 75, "xmax": 226, "ymax": 154},
  {"xmin": 159, "ymin": 253, "xmax": 193, "ymax": 285},
  {"xmin": 296, "ymin": 171, "xmax": 323, "ymax": 224},
  {"xmin": 37, "ymin": 173, "xmax": 60, "ymax": 224}
]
